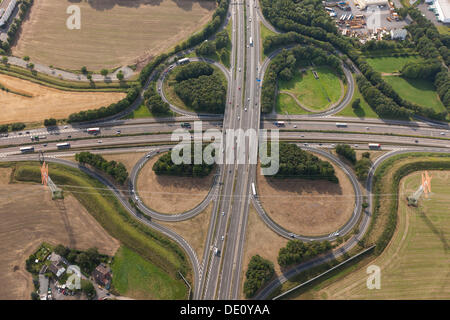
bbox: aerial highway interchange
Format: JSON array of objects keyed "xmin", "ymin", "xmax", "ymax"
[{"xmin": 1, "ymin": 0, "xmax": 449, "ymax": 302}]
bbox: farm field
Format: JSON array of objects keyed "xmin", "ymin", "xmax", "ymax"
[
  {"xmin": 256, "ymin": 153, "xmax": 355, "ymax": 237},
  {"xmin": 277, "ymin": 66, "xmax": 343, "ymax": 112},
  {"xmin": 0, "ymin": 73, "xmax": 125, "ymax": 124},
  {"xmin": 136, "ymin": 153, "xmax": 215, "ymax": 214},
  {"xmin": 294, "ymin": 170, "xmax": 450, "ymax": 299},
  {"xmin": 383, "ymin": 75, "xmax": 446, "ymax": 113},
  {"xmin": 111, "ymin": 246, "xmax": 186, "ymax": 300},
  {"xmin": 365, "ymin": 56, "xmax": 422, "ymax": 74},
  {"xmin": 13, "ymin": 0, "xmax": 216, "ymax": 70},
  {"xmin": 0, "ymin": 167, "xmax": 120, "ymax": 300}
]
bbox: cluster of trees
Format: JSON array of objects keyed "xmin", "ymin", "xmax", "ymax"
[
  {"xmin": 355, "ymin": 152, "xmax": 372, "ymax": 181},
  {"xmin": 152, "ymin": 147, "xmax": 214, "ymax": 177},
  {"xmin": 278, "ymin": 239, "xmax": 332, "ymax": 268},
  {"xmin": 266, "ymin": 143, "xmax": 338, "ymax": 183},
  {"xmin": 173, "ymin": 62, "xmax": 226, "ymax": 113},
  {"xmin": 243, "ymin": 255, "xmax": 275, "ymax": 298},
  {"xmin": 335, "ymin": 144, "xmax": 356, "ymax": 164},
  {"xmin": 67, "ymin": 85, "xmax": 140, "ymax": 122},
  {"xmin": 43, "ymin": 118, "xmax": 57, "ymax": 127},
  {"xmin": 143, "ymin": 82, "xmax": 170, "ymax": 115},
  {"xmin": 75, "ymin": 152, "xmax": 129, "ymax": 185},
  {"xmin": 261, "ymin": 45, "xmax": 342, "ymax": 113},
  {"xmin": 407, "ymin": 8, "xmax": 450, "ymax": 65},
  {"xmin": 0, "ymin": 122, "xmax": 25, "ymax": 133},
  {"xmin": 54, "ymin": 244, "xmax": 106, "ymax": 274},
  {"xmin": 401, "ymin": 59, "xmax": 442, "ymax": 81},
  {"xmin": 361, "ymin": 39, "xmax": 405, "ymax": 52},
  {"xmin": 0, "ymin": 0, "xmax": 33, "ymax": 54},
  {"xmin": 175, "ymin": 62, "xmax": 213, "ymax": 82},
  {"xmin": 196, "ymin": 30, "xmax": 230, "ymax": 57},
  {"xmin": 435, "ymin": 70, "xmax": 450, "ymax": 109}
]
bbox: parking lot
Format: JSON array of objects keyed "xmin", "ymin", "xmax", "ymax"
[{"xmin": 328, "ymin": 1, "xmax": 408, "ymax": 40}]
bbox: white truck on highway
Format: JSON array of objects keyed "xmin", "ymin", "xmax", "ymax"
[
  {"xmin": 249, "ymin": 36, "xmax": 253, "ymax": 46},
  {"xmin": 336, "ymin": 122, "xmax": 348, "ymax": 128},
  {"xmin": 368, "ymin": 143, "xmax": 381, "ymax": 149},
  {"xmin": 251, "ymin": 182, "xmax": 257, "ymax": 198}
]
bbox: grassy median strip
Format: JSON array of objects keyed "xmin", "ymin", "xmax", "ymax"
[{"xmin": 12, "ymin": 161, "xmax": 189, "ymax": 299}]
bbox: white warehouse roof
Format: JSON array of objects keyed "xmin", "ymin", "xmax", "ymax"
[
  {"xmin": 355, "ymin": 0, "xmax": 388, "ymax": 9},
  {"xmin": 435, "ymin": 0, "xmax": 450, "ymax": 24}
]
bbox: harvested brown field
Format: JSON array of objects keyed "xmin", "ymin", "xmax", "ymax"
[
  {"xmin": 102, "ymin": 152, "xmax": 146, "ymax": 172},
  {"xmin": 256, "ymin": 154, "xmax": 355, "ymax": 237},
  {"xmin": 0, "ymin": 176, "xmax": 120, "ymax": 300},
  {"xmin": 136, "ymin": 153, "xmax": 214, "ymax": 214},
  {"xmin": 13, "ymin": 0, "xmax": 216, "ymax": 70},
  {"xmin": 159, "ymin": 203, "xmax": 213, "ymax": 262},
  {"xmin": 239, "ymin": 205, "xmax": 288, "ymax": 299},
  {"xmin": 0, "ymin": 74, "xmax": 125, "ymax": 124}
]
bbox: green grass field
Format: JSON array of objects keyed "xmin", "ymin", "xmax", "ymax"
[
  {"xmin": 260, "ymin": 22, "xmax": 277, "ymax": 61},
  {"xmin": 275, "ymin": 93, "xmax": 311, "ymax": 115},
  {"xmin": 12, "ymin": 162, "xmax": 189, "ymax": 299},
  {"xmin": 123, "ymin": 104, "xmax": 154, "ymax": 119},
  {"xmin": 383, "ymin": 75, "xmax": 446, "ymax": 113},
  {"xmin": 366, "ymin": 56, "xmax": 422, "ymax": 74},
  {"xmin": 278, "ymin": 66, "xmax": 343, "ymax": 112},
  {"xmin": 299, "ymin": 170, "xmax": 450, "ymax": 299},
  {"xmin": 437, "ymin": 25, "xmax": 450, "ymax": 36},
  {"xmin": 337, "ymin": 81, "xmax": 380, "ymax": 119},
  {"xmin": 112, "ymin": 246, "xmax": 187, "ymax": 299}
]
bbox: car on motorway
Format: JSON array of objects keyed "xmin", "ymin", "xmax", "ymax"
[
  {"xmin": 98, "ymin": 140, "xmax": 102, "ymax": 143},
  {"xmin": 221, "ymin": 235, "xmax": 224, "ymax": 241},
  {"xmin": 221, "ymin": 211, "xmax": 225, "ymax": 216},
  {"xmin": 293, "ymin": 125, "xmax": 297, "ymax": 128},
  {"xmin": 238, "ymin": 67, "xmax": 241, "ymax": 72},
  {"xmin": 146, "ymin": 154, "xmax": 151, "ymax": 158},
  {"xmin": 64, "ymin": 126, "xmax": 68, "ymax": 129},
  {"xmin": 415, "ymin": 139, "xmax": 419, "ymax": 143},
  {"xmin": 43, "ymin": 143, "xmax": 47, "ymax": 147},
  {"xmin": 67, "ymin": 135, "xmax": 71, "ymax": 138},
  {"xmin": 289, "ymin": 233, "xmax": 295, "ymax": 238},
  {"xmin": 440, "ymin": 132, "xmax": 445, "ymax": 135},
  {"xmin": 244, "ymin": 107, "xmax": 247, "ymax": 112},
  {"xmin": 237, "ymin": 116, "xmax": 240, "ymax": 120},
  {"xmin": 366, "ymin": 127, "xmax": 370, "ymax": 130},
  {"xmin": 116, "ymin": 130, "xmax": 121, "ymax": 134}
]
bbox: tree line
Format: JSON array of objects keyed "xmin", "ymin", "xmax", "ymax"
[
  {"xmin": 264, "ymin": 143, "xmax": 338, "ymax": 183},
  {"xmin": 75, "ymin": 152, "xmax": 129, "ymax": 185},
  {"xmin": 0, "ymin": 122, "xmax": 26, "ymax": 133},
  {"xmin": 67, "ymin": 85, "xmax": 140, "ymax": 123},
  {"xmin": 335, "ymin": 144, "xmax": 356, "ymax": 164},
  {"xmin": 152, "ymin": 147, "xmax": 215, "ymax": 177},
  {"xmin": 278, "ymin": 239, "xmax": 332, "ymax": 268},
  {"xmin": 243, "ymin": 255, "xmax": 275, "ymax": 298}
]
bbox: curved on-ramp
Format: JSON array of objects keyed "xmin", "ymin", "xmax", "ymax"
[
  {"xmin": 129, "ymin": 146, "xmax": 220, "ymax": 222},
  {"xmin": 252, "ymin": 145, "xmax": 362, "ymax": 242}
]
